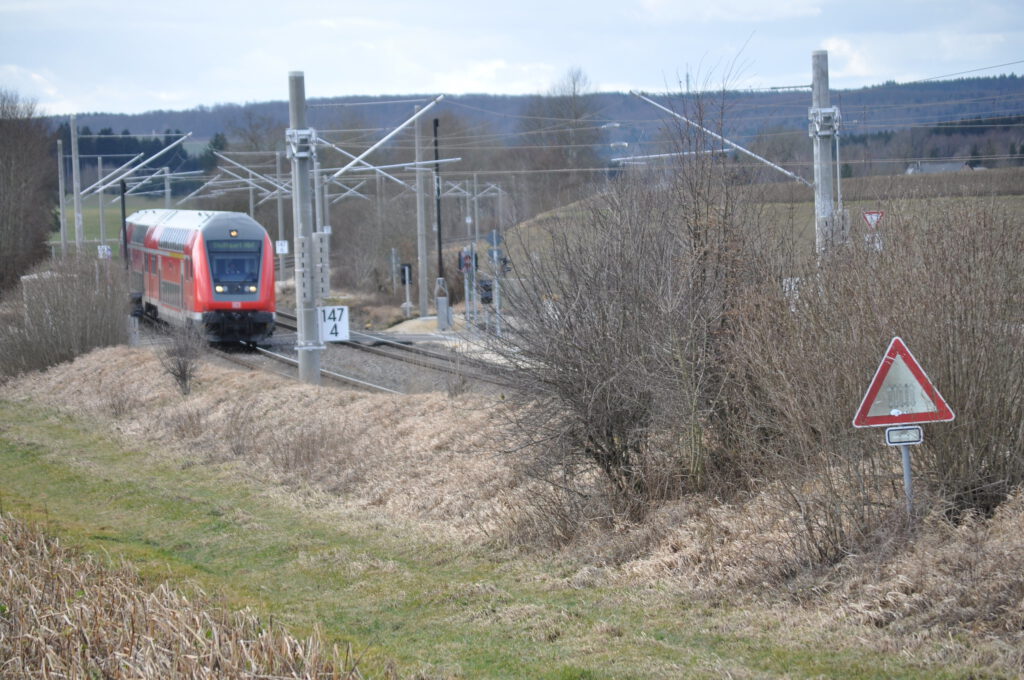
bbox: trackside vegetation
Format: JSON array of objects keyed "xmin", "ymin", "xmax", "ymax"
[
  {"xmin": 3, "ymin": 83, "xmax": 1024, "ymax": 678},
  {"xmin": 0, "ymin": 397, "xmax": 1003, "ymax": 679}
]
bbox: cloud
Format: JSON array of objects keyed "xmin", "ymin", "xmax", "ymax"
[
  {"xmin": 636, "ymin": 0, "xmax": 824, "ymax": 23},
  {"xmin": 820, "ymin": 37, "xmax": 874, "ymax": 79},
  {"xmin": 430, "ymin": 60, "xmax": 556, "ymax": 94}
]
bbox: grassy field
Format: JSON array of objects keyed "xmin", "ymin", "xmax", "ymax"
[
  {"xmin": 49, "ymin": 195, "xmax": 165, "ymax": 254},
  {"xmin": 0, "ymin": 388, "xmax": 1004, "ymax": 679}
]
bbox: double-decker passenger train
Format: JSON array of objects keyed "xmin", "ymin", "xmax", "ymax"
[{"xmin": 125, "ymin": 209, "xmax": 276, "ymax": 344}]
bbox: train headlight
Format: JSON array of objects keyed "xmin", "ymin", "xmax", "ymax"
[
  {"xmin": 215, "ymin": 285, "xmax": 225, "ymax": 293},
  {"xmin": 248, "ymin": 285, "xmax": 258, "ymax": 293}
]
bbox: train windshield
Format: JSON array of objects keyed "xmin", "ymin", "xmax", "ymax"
[{"xmin": 207, "ymin": 239, "xmax": 261, "ymax": 288}]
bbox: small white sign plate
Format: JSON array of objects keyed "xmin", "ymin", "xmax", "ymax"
[
  {"xmin": 275, "ymin": 240, "xmax": 290, "ymax": 255},
  {"xmin": 317, "ymin": 305, "xmax": 349, "ymax": 342}
]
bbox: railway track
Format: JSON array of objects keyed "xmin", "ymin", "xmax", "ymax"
[
  {"xmin": 274, "ymin": 310, "xmax": 504, "ymax": 386},
  {"xmin": 143, "ymin": 315, "xmax": 402, "ymax": 394},
  {"xmin": 208, "ymin": 344, "xmax": 402, "ymax": 394}
]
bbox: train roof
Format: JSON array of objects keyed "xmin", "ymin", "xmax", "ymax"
[{"xmin": 126, "ymin": 209, "xmax": 264, "ymax": 234}]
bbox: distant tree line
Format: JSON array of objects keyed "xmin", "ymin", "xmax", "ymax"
[
  {"xmin": 1, "ymin": 89, "xmax": 54, "ymax": 290},
  {"xmin": 54, "ymin": 123, "xmax": 228, "ymax": 175}
]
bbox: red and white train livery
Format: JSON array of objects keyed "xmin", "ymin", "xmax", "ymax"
[{"xmin": 125, "ymin": 209, "xmax": 276, "ymax": 344}]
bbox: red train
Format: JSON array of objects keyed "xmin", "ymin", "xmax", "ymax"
[{"xmin": 125, "ymin": 209, "xmax": 276, "ymax": 344}]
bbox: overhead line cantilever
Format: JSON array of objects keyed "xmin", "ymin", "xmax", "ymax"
[
  {"xmin": 327, "ymin": 94, "xmax": 445, "ymax": 182},
  {"xmin": 630, "ymin": 90, "xmax": 813, "ymax": 187}
]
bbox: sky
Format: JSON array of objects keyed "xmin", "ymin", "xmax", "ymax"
[{"xmin": 2, "ymin": 0, "xmax": 1022, "ymax": 116}]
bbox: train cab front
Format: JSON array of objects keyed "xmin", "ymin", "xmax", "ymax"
[{"xmin": 199, "ymin": 218, "xmax": 276, "ymax": 344}]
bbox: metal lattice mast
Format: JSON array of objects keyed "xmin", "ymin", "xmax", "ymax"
[
  {"xmin": 70, "ymin": 115, "xmax": 83, "ymax": 250},
  {"xmin": 56, "ymin": 139, "xmax": 67, "ymax": 257},
  {"xmin": 415, "ymin": 108, "xmax": 428, "ymax": 316},
  {"xmin": 276, "ymin": 151, "xmax": 286, "ymax": 277},
  {"xmin": 97, "ymin": 156, "xmax": 106, "ymax": 246}
]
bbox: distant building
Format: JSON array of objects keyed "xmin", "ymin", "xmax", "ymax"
[{"xmin": 905, "ymin": 161, "xmax": 974, "ymax": 175}]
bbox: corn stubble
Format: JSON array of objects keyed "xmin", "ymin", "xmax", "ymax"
[{"xmin": 0, "ymin": 515, "xmax": 361, "ymax": 679}]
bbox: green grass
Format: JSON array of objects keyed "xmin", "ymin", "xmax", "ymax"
[
  {"xmin": 49, "ymin": 195, "xmax": 164, "ymax": 253},
  {"xmin": 0, "ymin": 399, "xmax": 1001, "ymax": 679}
]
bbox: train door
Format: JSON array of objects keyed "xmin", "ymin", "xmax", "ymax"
[
  {"xmin": 183, "ymin": 256, "xmax": 192, "ymax": 311},
  {"xmin": 149, "ymin": 253, "xmax": 160, "ymax": 304}
]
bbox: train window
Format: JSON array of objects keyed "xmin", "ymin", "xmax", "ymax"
[{"xmin": 207, "ymin": 239, "xmax": 261, "ymax": 293}]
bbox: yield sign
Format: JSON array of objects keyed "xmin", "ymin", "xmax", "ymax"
[
  {"xmin": 862, "ymin": 210, "xmax": 884, "ymax": 229},
  {"xmin": 853, "ymin": 337, "xmax": 955, "ymax": 428}
]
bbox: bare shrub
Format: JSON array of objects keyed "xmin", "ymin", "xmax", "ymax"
[
  {"xmin": 222, "ymin": 399, "xmax": 266, "ymax": 458},
  {"xmin": 487, "ymin": 90, "xmax": 789, "ymax": 523},
  {"xmin": 272, "ymin": 421, "xmax": 333, "ymax": 470},
  {"xmin": 0, "ymin": 255, "xmax": 127, "ymax": 379},
  {"xmin": 168, "ymin": 403, "xmax": 206, "ymax": 439},
  {"xmin": 159, "ymin": 324, "xmax": 204, "ymax": 396},
  {"xmin": 445, "ymin": 355, "xmax": 471, "ymax": 397},
  {"xmin": 729, "ymin": 193, "xmax": 1024, "ymax": 561},
  {"xmin": 104, "ymin": 385, "xmax": 140, "ymax": 418},
  {"xmin": 489, "ymin": 85, "xmax": 1024, "ymax": 563},
  {"xmin": 0, "ymin": 514, "xmax": 361, "ymax": 678}
]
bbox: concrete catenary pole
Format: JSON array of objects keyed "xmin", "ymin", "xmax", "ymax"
[
  {"xmin": 70, "ymin": 114, "xmax": 84, "ymax": 250},
  {"xmin": 164, "ymin": 167, "xmax": 172, "ymax": 209},
  {"xmin": 414, "ymin": 107, "xmax": 428, "ymax": 316},
  {"xmin": 810, "ymin": 50, "xmax": 843, "ymax": 254},
  {"xmin": 57, "ymin": 139, "xmax": 67, "ymax": 257},
  {"xmin": 287, "ymin": 71, "xmax": 321, "ymax": 385}
]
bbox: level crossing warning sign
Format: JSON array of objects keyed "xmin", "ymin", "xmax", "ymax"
[{"xmin": 853, "ymin": 337, "xmax": 955, "ymax": 428}]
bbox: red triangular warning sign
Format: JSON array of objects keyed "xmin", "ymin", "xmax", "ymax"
[
  {"xmin": 862, "ymin": 210, "xmax": 884, "ymax": 229},
  {"xmin": 853, "ymin": 337, "xmax": 955, "ymax": 428}
]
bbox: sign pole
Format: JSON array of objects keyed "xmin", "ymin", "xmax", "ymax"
[{"xmin": 900, "ymin": 444, "xmax": 914, "ymax": 516}]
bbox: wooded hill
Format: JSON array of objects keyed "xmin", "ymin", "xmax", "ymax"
[
  {"xmin": 50, "ymin": 74, "xmax": 1024, "ymax": 181},
  {"xmin": 55, "ymin": 74, "xmax": 1023, "ymax": 140}
]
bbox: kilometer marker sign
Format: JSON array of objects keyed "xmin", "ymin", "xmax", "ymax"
[{"xmin": 853, "ymin": 336, "xmax": 955, "ymax": 427}]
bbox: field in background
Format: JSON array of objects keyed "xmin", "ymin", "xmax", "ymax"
[{"xmin": 48, "ymin": 195, "xmax": 164, "ymax": 254}]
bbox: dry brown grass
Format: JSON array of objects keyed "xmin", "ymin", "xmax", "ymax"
[
  {"xmin": 7, "ymin": 343, "xmax": 1024, "ymax": 671},
  {"xmin": 830, "ymin": 491, "xmax": 1024, "ymax": 637},
  {"xmin": 6, "ymin": 347, "xmax": 519, "ymax": 544},
  {"xmin": 0, "ymin": 514, "xmax": 360, "ymax": 679}
]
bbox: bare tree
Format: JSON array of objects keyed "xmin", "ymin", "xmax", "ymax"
[
  {"xmin": 159, "ymin": 324, "xmax": 205, "ymax": 396},
  {"xmin": 516, "ymin": 67, "xmax": 606, "ymax": 214},
  {"xmin": 227, "ymin": 108, "xmax": 284, "ymax": 152},
  {"xmin": 488, "ymin": 90, "xmax": 780, "ymax": 521},
  {"xmin": 0, "ymin": 89, "xmax": 55, "ymax": 291}
]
